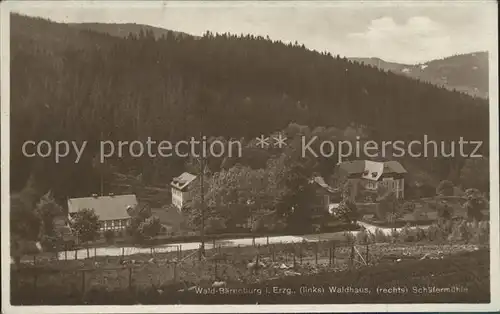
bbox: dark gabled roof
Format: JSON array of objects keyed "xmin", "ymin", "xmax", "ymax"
[
  {"xmin": 384, "ymin": 160, "xmax": 407, "ymax": 174},
  {"xmin": 67, "ymin": 194, "xmax": 137, "ymax": 221},
  {"xmin": 337, "ymin": 160, "xmax": 365, "ymax": 174},
  {"xmin": 171, "ymin": 172, "xmax": 197, "ymax": 190}
]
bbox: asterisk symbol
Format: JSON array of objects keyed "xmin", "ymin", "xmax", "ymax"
[
  {"xmin": 255, "ymin": 135, "xmax": 270, "ymax": 149},
  {"xmin": 273, "ymin": 133, "xmax": 287, "ymax": 148}
]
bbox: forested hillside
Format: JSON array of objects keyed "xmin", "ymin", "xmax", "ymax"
[
  {"xmin": 351, "ymin": 52, "xmax": 489, "ymax": 99},
  {"xmin": 10, "ymin": 13, "xmax": 489, "ymax": 201},
  {"xmin": 72, "ymin": 23, "xmax": 490, "ymax": 99},
  {"xmin": 70, "ymin": 22, "xmax": 194, "ymax": 40}
]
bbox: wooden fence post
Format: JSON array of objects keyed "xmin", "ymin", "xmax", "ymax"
[
  {"xmin": 328, "ymin": 247, "xmax": 332, "ymax": 266},
  {"xmin": 350, "ymin": 243, "xmax": 355, "ymax": 268},
  {"xmin": 293, "ymin": 252, "xmax": 296, "ymax": 269},
  {"xmin": 266, "ymin": 236, "xmax": 269, "ymax": 246},
  {"xmin": 365, "ymin": 244, "xmax": 369, "ymax": 265},
  {"xmin": 128, "ymin": 267, "xmax": 133, "ymax": 291},
  {"xmin": 173, "ymin": 262, "xmax": 178, "ymax": 282},
  {"xmin": 272, "ymin": 245, "xmax": 275, "ymax": 262},
  {"xmin": 33, "ymin": 255, "xmax": 36, "ymax": 265},
  {"xmin": 179, "ymin": 245, "xmax": 182, "ymax": 259},
  {"xmin": 214, "ymin": 259, "xmax": 218, "ymax": 280},
  {"xmin": 315, "ymin": 242, "xmax": 318, "ymax": 265},
  {"xmin": 33, "ymin": 272, "xmax": 38, "ymax": 291},
  {"xmin": 87, "ymin": 247, "xmax": 90, "ymax": 259},
  {"xmin": 81, "ymin": 271, "xmax": 86, "ymax": 296},
  {"xmin": 65, "ymin": 250, "xmax": 67, "ymax": 261},
  {"xmin": 213, "ymin": 239, "xmax": 216, "ymax": 248},
  {"xmin": 332, "ymin": 242, "xmax": 336, "ymax": 266},
  {"xmin": 75, "ymin": 250, "xmax": 78, "ymax": 260},
  {"xmin": 94, "ymin": 247, "xmax": 97, "ymax": 261},
  {"xmin": 122, "ymin": 247, "xmax": 125, "ymax": 258}
]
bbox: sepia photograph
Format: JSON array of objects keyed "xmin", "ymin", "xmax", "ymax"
[{"xmin": 1, "ymin": 1, "xmax": 498, "ymax": 313}]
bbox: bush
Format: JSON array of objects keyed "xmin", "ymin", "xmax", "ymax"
[
  {"xmin": 412, "ymin": 210, "xmax": 427, "ymax": 221},
  {"xmin": 355, "ymin": 227, "xmax": 370, "ymax": 244},
  {"xmin": 104, "ymin": 230, "xmax": 115, "ymax": 244},
  {"xmin": 470, "ymin": 221, "xmax": 489, "ymax": 244},
  {"xmin": 437, "ymin": 218, "xmax": 453, "ymax": 234},
  {"xmin": 251, "ymin": 219, "xmax": 267, "ymax": 233},
  {"xmin": 414, "ymin": 226, "xmax": 426, "ymax": 241},
  {"xmin": 426, "ymin": 224, "xmax": 445, "ymax": 242},
  {"xmin": 402, "ymin": 202, "xmax": 416, "ymax": 212},
  {"xmin": 398, "ymin": 224, "xmax": 417, "ymax": 242},
  {"xmin": 389, "ymin": 229, "xmax": 400, "ymax": 243},
  {"xmin": 375, "ymin": 204, "xmax": 387, "ymax": 221},
  {"xmin": 436, "ymin": 180, "xmax": 454, "ymax": 196},
  {"xmin": 373, "ymin": 228, "xmax": 388, "ymax": 243},
  {"xmin": 448, "ymin": 219, "xmax": 471, "ymax": 243},
  {"xmin": 274, "ymin": 220, "xmax": 287, "ymax": 232},
  {"xmin": 437, "ymin": 204, "xmax": 452, "ymax": 220},
  {"xmin": 344, "ymin": 231, "xmax": 356, "ymax": 244},
  {"xmin": 426, "ymin": 218, "xmax": 455, "ymax": 242},
  {"xmin": 204, "ymin": 217, "xmax": 227, "ymax": 234}
]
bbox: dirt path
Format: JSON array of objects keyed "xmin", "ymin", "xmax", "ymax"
[{"xmin": 55, "ymin": 231, "xmax": 358, "ymax": 261}]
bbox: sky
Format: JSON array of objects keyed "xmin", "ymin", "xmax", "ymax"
[{"xmin": 9, "ymin": 1, "xmax": 498, "ymax": 64}]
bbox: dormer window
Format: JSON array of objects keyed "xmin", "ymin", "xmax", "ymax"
[
  {"xmin": 372, "ymin": 172, "xmax": 378, "ymax": 177},
  {"xmin": 363, "ymin": 170, "xmax": 369, "ymax": 176}
]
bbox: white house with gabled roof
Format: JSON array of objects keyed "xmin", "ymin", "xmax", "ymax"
[
  {"xmin": 67, "ymin": 194, "xmax": 138, "ymax": 232},
  {"xmin": 171, "ymin": 172, "xmax": 197, "ymax": 210},
  {"xmin": 333, "ymin": 160, "xmax": 407, "ymax": 201}
]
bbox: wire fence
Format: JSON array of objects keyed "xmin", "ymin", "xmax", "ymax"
[{"xmin": 12, "ymin": 239, "xmax": 381, "ymax": 298}]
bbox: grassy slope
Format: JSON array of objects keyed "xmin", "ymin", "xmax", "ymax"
[{"xmin": 229, "ymin": 249, "xmax": 490, "ymax": 304}]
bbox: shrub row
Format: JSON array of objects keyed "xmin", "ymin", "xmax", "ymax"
[{"xmin": 355, "ymin": 218, "xmax": 489, "ymax": 245}]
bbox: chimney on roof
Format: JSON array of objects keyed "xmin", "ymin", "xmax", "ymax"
[{"xmin": 92, "ymin": 193, "xmax": 98, "ymax": 198}]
